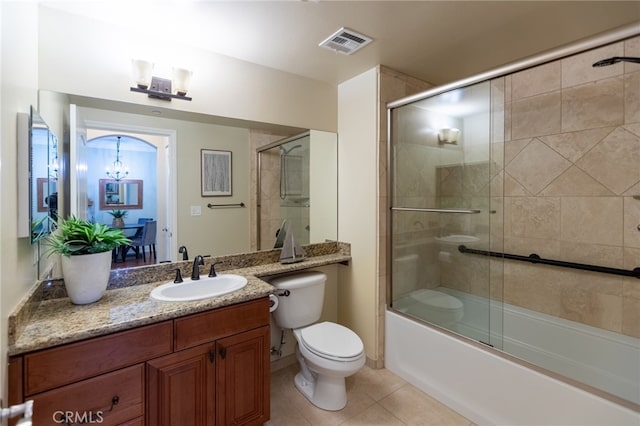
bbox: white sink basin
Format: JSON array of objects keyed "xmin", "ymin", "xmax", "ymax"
[{"xmin": 150, "ymin": 274, "xmax": 248, "ymax": 302}]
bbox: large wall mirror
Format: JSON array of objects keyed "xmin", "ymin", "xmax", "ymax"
[
  {"xmin": 99, "ymin": 179, "xmax": 143, "ymax": 210},
  {"xmin": 40, "ymin": 90, "xmax": 337, "ymax": 265}
]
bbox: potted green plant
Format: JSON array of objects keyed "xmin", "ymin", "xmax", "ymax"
[
  {"xmin": 108, "ymin": 209, "xmax": 128, "ymax": 228},
  {"xmin": 46, "ymin": 216, "xmax": 130, "ymax": 304}
]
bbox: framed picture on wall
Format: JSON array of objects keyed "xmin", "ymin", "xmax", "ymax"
[{"xmin": 201, "ymin": 149, "xmax": 232, "ymax": 196}]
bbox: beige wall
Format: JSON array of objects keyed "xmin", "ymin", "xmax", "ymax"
[
  {"xmin": 337, "ymin": 68, "xmax": 379, "ymax": 363},
  {"xmin": 0, "ymin": 1, "xmax": 40, "ymax": 398},
  {"xmin": 37, "ymin": 6, "xmax": 337, "ymax": 133}
]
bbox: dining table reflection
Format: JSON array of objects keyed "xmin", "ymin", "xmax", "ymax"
[{"xmin": 109, "ymin": 223, "xmax": 144, "ymax": 263}]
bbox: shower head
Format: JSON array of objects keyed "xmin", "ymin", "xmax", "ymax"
[
  {"xmin": 280, "ymin": 144, "xmax": 303, "ymax": 155},
  {"xmin": 592, "ymin": 56, "xmax": 640, "ymax": 67}
]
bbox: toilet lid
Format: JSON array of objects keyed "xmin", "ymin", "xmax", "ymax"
[
  {"xmin": 411, "ymin": 289, "xmax": 463, "ymax": 310},
  {"xmin": 300, "ymin": 322, "xmax": 364, "ymax": 360}
]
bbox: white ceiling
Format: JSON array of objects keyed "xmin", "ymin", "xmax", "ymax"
[{"xmin": 44, "ymin": 1, "xmax": 640, "ymax": 87}]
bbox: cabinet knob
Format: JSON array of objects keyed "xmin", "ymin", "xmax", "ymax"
[{"xmin": 219, "ymin": 347, "xmax": 227, "ymax": 359}]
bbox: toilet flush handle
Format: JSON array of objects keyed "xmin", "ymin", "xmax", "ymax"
[{"xmin": 277, "ymin": 290, "xmax": 290, "ymax": 297}]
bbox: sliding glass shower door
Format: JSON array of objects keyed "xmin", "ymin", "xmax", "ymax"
[{"xmin": 389, "ymin": 81, "xmax": 503, "ymax": 348}]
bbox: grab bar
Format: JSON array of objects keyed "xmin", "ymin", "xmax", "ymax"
[
  {"xmin": 207, "ymin": 202, "xmax": 245, "ymax": 209},
  {"xmin": 391, "ymin": 207, "xmax": 481, "ymax": 214},
  {"xmin": 458, "ymin": 245, "xmax": 640, "ymax": 279}
]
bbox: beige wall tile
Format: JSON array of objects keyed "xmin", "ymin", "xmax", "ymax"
[
  {"xmin": 626, "ymin": 122, "xmax": 640, "ymax": 138},
  {"xmin": 559, "ymin": 241, "xmax": 624, "ymax": 269},
  {"xmin": 624, "ymin": 71, "xmax": 640, "ymax": 124},
  {"xmin": 624, "ymin": 36, "xmax": 640, "ymax": 74},
  {"xmin": 512, "ymin": 61, "xmax": 561, "ymax": 100},
  {"xmin": 623, "ymin": 197, "xmax": 640, "ymax": 248},
  {"xmin": 491, "ymin": 77, "xmax": 506, "ymax": 144},
  {"xmin": 576, "ymin": 127, "xmax": 640, "ymax": 195},
  {"xmin": 561, "ymin": 197, "xmax": 623, "ymax": 246},
  {"xmin": 539, "ymin": 127, "xmax": 613, "ymax": 163},
  {"xmin": 622, "ymin": 248, "xmax": 640, "ymax": 337},
  {"xmin": 540, "ymin": 166, "xmax": 614, "ymax": 197},
  {"xmin": 503, "ymin": 264, "xmax": 623, "ymax": 332},
  {"xmin": 504, "ymin": 173, "xmax": 531, "ymax": 197},
  {"xmin": 505, "ymin": 139, "xmax": 571, "ymax": 194},
  {"xmin": 561, "ymin": 42, "xmax": 624, "ymax": 88},
  {"xmin": 504, "ymin": 138, "xmax": 531, "ymax": 165},
  {"xmin": 511, "ymin": 91, "xmax": 561, "ymax": 139},
  {"xmin": 509, "ymin": 197, "xmax": 561, "ymax": 240},
  {"xmin": 562, "ymin": 77, "xmax": 624, "ymax": 132},
  {"xmin": 503, "ymin": 235, "xmax": 561, "ymax": 259}
]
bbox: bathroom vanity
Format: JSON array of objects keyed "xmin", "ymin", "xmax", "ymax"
[
  {"xmin": 10, "ymin": 299, "xmax": 270, "ymax": 426},
  {"xmin": 7, "ymin": 241, "xmax": 351, "ymax": 425}
]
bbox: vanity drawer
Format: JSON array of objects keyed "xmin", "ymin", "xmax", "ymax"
[
  {"xmin": 24, "ymin": 321, "xmax": 172, "ymax": 395},
  {"xmin": 175, "ymin": 298, "xmax": 269, "ymax": 350},
  {"xmin": 30, "ymin": 363, "xmax": 144, "ymax": 426}
]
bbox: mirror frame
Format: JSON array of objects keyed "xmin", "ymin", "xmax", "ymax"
[{"xmin": 98, "ymin": 178, "xmax": 143, "ymax": 210}]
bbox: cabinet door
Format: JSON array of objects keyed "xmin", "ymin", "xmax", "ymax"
[
  {"xmin": 216, "ymin": 326, "xmax": 270, "ymax": 426},
  {"xmin": 147, "ymin": 343, "xmax": 215, "ymax": 426}
]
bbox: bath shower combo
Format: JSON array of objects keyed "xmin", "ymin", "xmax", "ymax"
[{"xmin": 386, "ymin": 24, "xmax": 640, "ymax": 424}]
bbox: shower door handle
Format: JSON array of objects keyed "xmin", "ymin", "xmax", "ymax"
[{"xmin": 391, "ymin": 207, "xmax": 481, "ymax": 214}]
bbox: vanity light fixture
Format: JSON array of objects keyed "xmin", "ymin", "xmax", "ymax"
[
  {"xmin": 129, "ymin": 59, "xmax": 193, "ymax": 101},
  {"xmin": 438, "ymin": 128, "xmax": 460, "ymax": 145},
  {"xmin": 106, "ymin": 136, "xmax": 129, "ymax": 181}
]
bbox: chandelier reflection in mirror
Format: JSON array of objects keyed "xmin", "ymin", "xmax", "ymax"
[{"xmin": 105, "ymin": 136, "xmax": 129, "ymax": 181}]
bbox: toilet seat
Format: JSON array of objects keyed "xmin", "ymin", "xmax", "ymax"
[{"xmin": 299, "ymin": 322, "xmax": 364, "ymax": 362}]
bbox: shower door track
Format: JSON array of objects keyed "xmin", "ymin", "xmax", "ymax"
[{"xmin": 458, "ymin": 245, "xmax": 640, "ymax": 279}]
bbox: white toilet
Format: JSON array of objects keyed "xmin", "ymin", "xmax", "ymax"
[{"xmin": 269, "ymin": 271, "xmax": 365, "ymax": 411}]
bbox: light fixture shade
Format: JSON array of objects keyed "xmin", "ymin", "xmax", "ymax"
[
  {"xmin": 438, "ymin": 127, "xmax": 460, "ymax": 145},
  {"xmin": 131, "ymin": 59, "xmax": 154, "ymax": 89},
  {"xmin": 172, "ymin": 67, "xmax": 193, "ymax": 96}
]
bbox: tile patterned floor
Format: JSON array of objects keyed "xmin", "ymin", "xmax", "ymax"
[{"xmin": 267, "ymin": 364, "xmax": 475, "ymax": 425}]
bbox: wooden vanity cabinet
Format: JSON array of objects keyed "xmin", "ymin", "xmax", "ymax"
[
  {"xmin": 148, "ymin": 298, "xmax": 270, "ymax": 426},
  {"xmin": 9, "ymin": 297, "xmax": 271, "ymax": 426}
]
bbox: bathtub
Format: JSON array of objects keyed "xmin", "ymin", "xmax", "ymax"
[{"xmin": 386, "ymin": 288, "xmax": 640, "ymax": 425}]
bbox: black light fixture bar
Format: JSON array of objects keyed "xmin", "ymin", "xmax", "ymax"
[
  {"xmin": 130, "ymin": 86, "xmax": 192, "ymax": 101},
  {"xmin": 458, "ymin": 245, "xmax": 640, "ymax": 278},
  {"xmin": 130, "ymin": 76, "xmax": 192, "ymax": 101}
]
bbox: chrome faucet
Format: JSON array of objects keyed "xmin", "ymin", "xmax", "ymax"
[{"xmin": 191, "ymin": 255, "xmax": 204, "ymax": 280}]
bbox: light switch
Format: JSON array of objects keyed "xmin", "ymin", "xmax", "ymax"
[{"xmin": 190, "ymin": 205, "xmax": 202, "ymax": 216}]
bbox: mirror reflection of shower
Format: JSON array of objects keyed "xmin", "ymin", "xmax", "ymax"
[
  {"xmin": 279, "ymin": 143, "xmax": 303, "ymax": 200},
  {"xmin": 257, "ymin": 133, "xmax": 311, "ymax": 251}
]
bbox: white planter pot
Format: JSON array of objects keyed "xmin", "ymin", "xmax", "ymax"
[{"xmin": 61, "ymin": 251, "xmax": 112, "ymax": 304}]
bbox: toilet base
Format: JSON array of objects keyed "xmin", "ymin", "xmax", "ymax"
[{"xmin": 294, "ymin": 371, "xmax": 347, "ymax": 411}]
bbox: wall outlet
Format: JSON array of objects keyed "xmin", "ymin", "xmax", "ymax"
[{"xmin": 190, "ymin": 205, "xmax": 202, "ymax": 216}]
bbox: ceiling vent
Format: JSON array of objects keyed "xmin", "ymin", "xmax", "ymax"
[{"xmin": 319, "ymin": 27, "xmax": 373, "ymax": 55}]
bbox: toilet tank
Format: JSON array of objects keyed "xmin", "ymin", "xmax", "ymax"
[{"xmin": 269, "ymin": 271, "xmax": 326, "ymax": 329}]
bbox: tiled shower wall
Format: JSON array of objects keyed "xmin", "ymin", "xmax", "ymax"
[{"xmin": 498, "ymin": 36, "xmax": 640, "ymax": 338}]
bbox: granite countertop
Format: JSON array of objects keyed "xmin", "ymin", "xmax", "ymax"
[{"xmin": 8, "ymin": 242, "xmax": 350, "ymax": 356}]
